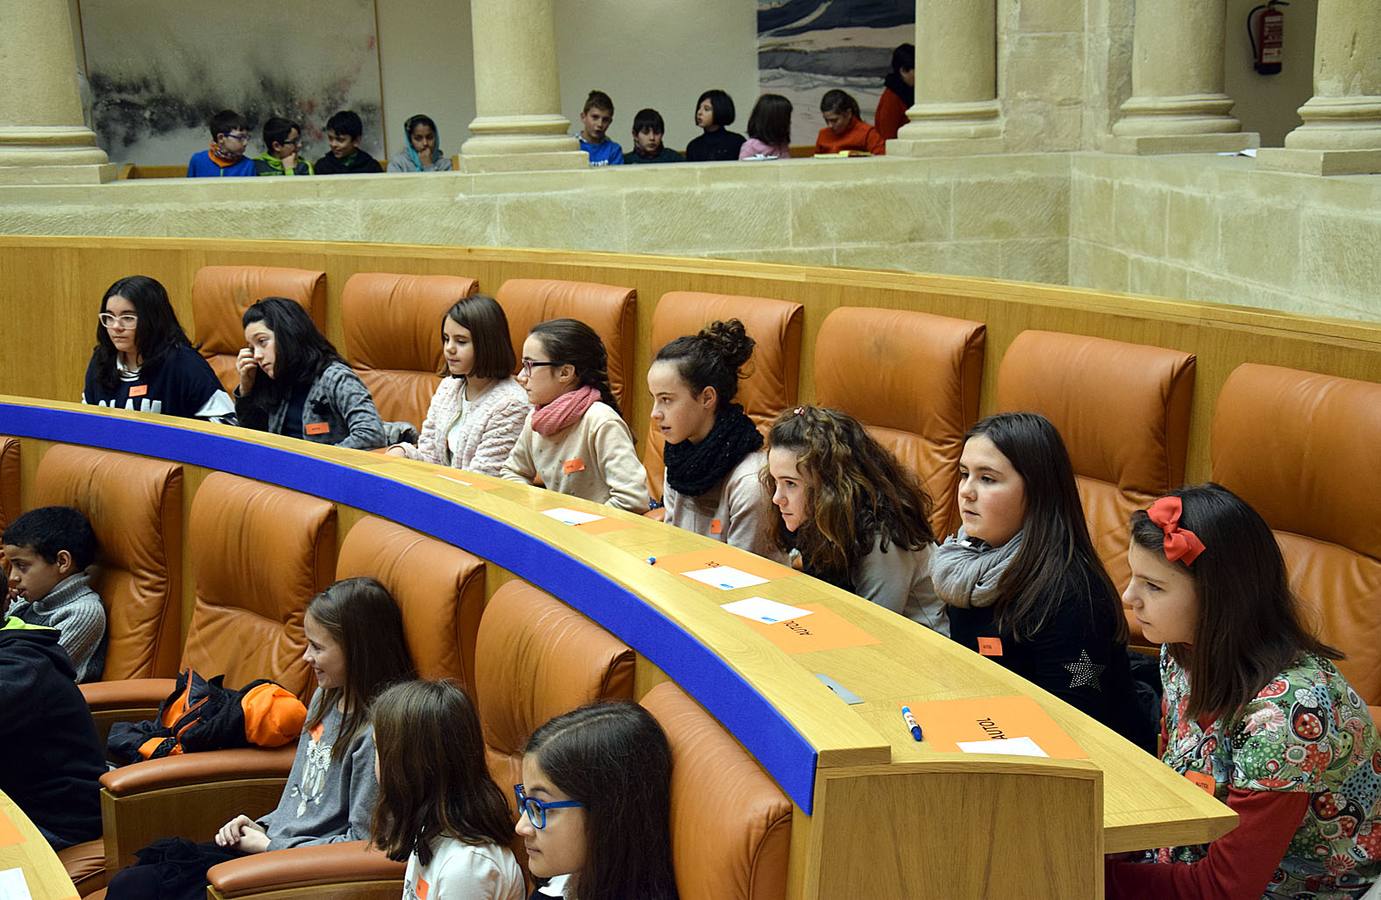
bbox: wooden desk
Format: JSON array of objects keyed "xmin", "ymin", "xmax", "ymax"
[{"xmin": 0, "ymin": 791, "xmax": 79, "ymax": 900}]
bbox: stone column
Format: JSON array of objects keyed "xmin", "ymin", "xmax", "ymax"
[
  {"xmin": 888, "ymin": 0, "xmax": 1004, "ymax": 157},
  {"xmin": 0, "ymin": 0, "xmax": 114, "ymax": 184},
  {"xmin": 1112, "ymin": 0, "xmax": 1257, "ymax": 154},
  {"xmin": 459, "ymin": 0, "xmax": 585, "ymax": 172},
  {"xmin": 1258, "ymin": 0, "xmax": 1381, "ymax": 175}
]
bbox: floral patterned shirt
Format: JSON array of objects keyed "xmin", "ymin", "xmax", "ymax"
[{"xmin": 1158, "ymin": 648, "xmax": 1381, "ymax": 898}]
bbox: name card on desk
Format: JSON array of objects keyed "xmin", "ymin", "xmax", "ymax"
[
  {"xmin": 0, "ymin": 868, "xmax": 32, "ymax": 900},
  {"xmin": 651, "ymin": 548, "xmax": 796, "ymax": 586},
  {"xmin": 746, "ymin": 604, "xmax": 880, "ymax": 654},
  {"xmin": 909, "ymin": 695, "xmax": 1086, "ymax": 759}
]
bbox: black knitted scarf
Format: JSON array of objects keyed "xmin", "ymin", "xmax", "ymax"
[{"xmin": 663, "ymin": 404, "xmax": 764, "ymax": 497}]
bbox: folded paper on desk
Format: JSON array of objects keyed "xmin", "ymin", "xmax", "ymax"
[
  {"xmin": 910, "ymin": 695, "xmax": 1086, "ymax": 759},
  {"xmin": 0, "ymin": 868, "xmax": 32, "ymax": 900},
  {"xmin": 747, "ymin": 604, "xmax": 881, "ymax": 653}
]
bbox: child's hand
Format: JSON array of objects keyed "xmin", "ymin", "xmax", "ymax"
[
  {"xmin": 282, "ymin": 150, "xmax": 298, "ymax": 170},
  {"xmin": 384, "ymin": 446, "xmax": 408, "ymax": 458},
  {"xmin": 215, "ymin": 814, "xmax": 268, "ymax": 852},
  {"xmin": 236, "ymin": 348, "xmax": 258, "ymax": 395}
]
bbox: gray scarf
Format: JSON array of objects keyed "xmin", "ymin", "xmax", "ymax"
[{"xmin": 930, "ymin": 528, "xmax": 1024, "ymax": 609}]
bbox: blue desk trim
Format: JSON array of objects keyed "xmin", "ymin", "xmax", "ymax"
[{"xmin": 0, "ymin": 403, "xmax": 818, "ymax": 811}]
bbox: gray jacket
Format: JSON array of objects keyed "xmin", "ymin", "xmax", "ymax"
[{"xmin": 236, "ymin": 361, "xmax": 386, "ymax": 450}]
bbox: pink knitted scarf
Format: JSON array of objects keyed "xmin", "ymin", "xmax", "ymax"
[{"xmin": 531, "ymin": 384, "xmax": 600, "ymax": 436}]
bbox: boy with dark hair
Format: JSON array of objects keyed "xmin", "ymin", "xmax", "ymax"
[
  {"xmin": 577, "ymin": 90, "xmax": 623, "ymax": 166},
  {"xmin": 626, "ymin": 108, "xmax": 682, "ymax": 164},
  {"xmin": 254, "ymin": 116, "xmax": 313, "ymax": 176},
  {"xmin": 815, "ymin": 89, "xmax": 885, "ymax": 155},
  {"xmin": 315, "ymin": 110, "xmax": 382, "ymax": 175},
  {"xmin": 187, "ymin": 109, "xmax": 257, "ymax": 177},
  {"xmin": 2, "ymin": 506, "xmax": 106, "ymax": 683}
]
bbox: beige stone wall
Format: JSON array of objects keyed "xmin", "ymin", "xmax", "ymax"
[{"xmin": 999, "ymin": 0, "xmax": 1088, "ymax": 152}]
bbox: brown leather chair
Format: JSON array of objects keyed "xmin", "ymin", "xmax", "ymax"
[
  {"xmin": 642, "ymin": 682, "xmax": 791, "ymax": 900},
  {"xmin": 996, "ymin": 331, "xmax": 1195, "ymax": 646},
  {"xmin": 494, "ymin": 278, "xmax": 636, "ymax": 417},
  {"xmin": 642, "ymin": 291, "xmax": 804, "ymax": 500},
  {"xmin": 815, "ymin": 307, "xmax": 985, "ymax": 538},
  {"xmin": 93, "ymin": 472, "xmax": 336, "ymax": 878},
  {"xmin": 192, "ymin": 265, "xmax": 327, "ymax": 392},
  {"xmin": 1211, "ymin": 363, "xmax": 1381, "ymax": 715},
  {"xmin": 340, "ymin": 272, "xmax": 479, "ymax": 429},
  {"xmin": 0, "ymin": 436, "xmax": 18, "ymax": 535}
]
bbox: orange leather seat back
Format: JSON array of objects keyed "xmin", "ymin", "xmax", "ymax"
[
  {"xmin": 183, "ymin": 472, "xmax": 336, "ymax": 698},
  {"xmin": 997, "ymin": 331, "xmax": 1194, "ymax": 635},
  {"xmin": 474, "ymin": 581, "xmax": 635, "ymax": 808},
  {"xmin": 642, "ymin": 682, "xmax": 791, "ymax": 900},
  {"xmin": 815, "ymin": 307, "xmax": 985, "ymax": 538},
  {"xmin": 340, "ymin": 273, "xmax": 479, "ymax": 428},
  {"xmin": 336, "ymin": 516, "xmax": 486, "ymax": 690},
  {"xmin": 494, "ymin": 278, "xmax": 636, "ymax": 417},
  {"xmin": 0, "ymin": 437, "xmax": 18, "ymax": 534},
  {"xmin": 1211, "ymin": 364, "xmax": 1381, "ymax": 705},
  {"xmin": 191, "ymin": 266, "xmax": 327, "ymax": 392},
  {"xmin": 642, "ymin": 292, "xmax": 804, "ymax": 499},
  {"xmin": 32, "ymin": 445, "xmax": 183, "ymax": 681}
]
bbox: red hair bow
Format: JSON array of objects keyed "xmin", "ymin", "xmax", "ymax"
[{"xmin": 1146, "ymin": 496, "xmax": 1205, "ymax": 565}]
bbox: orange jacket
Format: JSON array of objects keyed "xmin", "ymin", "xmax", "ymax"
[
  {"xmin": 815, "ymin": 117, "xmax": 886, "ymax": 155},
  {"xmin": 874, "ymin": 87, "xmax": 909, "ymax": 141}
]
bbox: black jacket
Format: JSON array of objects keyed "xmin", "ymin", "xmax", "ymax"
[
  {"xmin": 314, "ymin": 149, "xmax": 382, "ymax": 175},
  {"xmin": 685, "ymin": 129, "xmax": 746, "ymax": 162}
]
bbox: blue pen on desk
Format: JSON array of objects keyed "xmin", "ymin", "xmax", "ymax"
[
  {"xmin": 646, "ymin": 557, "xmax": 656, "ymax": 565},
  {"xmin": 901, "ymin": 705, "xmax": 923, "ymax": 742}
]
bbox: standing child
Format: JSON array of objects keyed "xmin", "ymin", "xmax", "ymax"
[
  {"xmin": 315, "ymin": 110, "xmax": 382, "ymax": 175},
  {"xmin": 386, "ymin": 114, "xmax": 452, "ymax": 173},
  {"xmin": 371, "ymin": 680, "xmax": 524, "ymax": 900},
  {"xmin": 1108, "ymin": 484, "xmax": 1381, "ymax": 898},
  {"xmin": 386, "ymin": 295, "xmax": 530, "ymax": 476},
  {"xmin": 106, "ymin": 577, "xmax": 417, "ymax": 900},
  {"xmin": 235, "ymin": 297, "xmax": 387, "ymax": 449},
  {"xmin": 626, "ymin": 109, "xmax": 682, "ymax": 164},
  {"xmin": 762, "ymin": 406, "xmax": 945, "ymax": 633},
  {"xmin": 933, "ymin": 412, "xmax": 1148, "ymax": 746},
  {"xmin": 254, "ymin": 117, "xmax": 312, "ymax": 176},
  {"xmin": 685, "ymin": 89, "xmax": 746, "ymax": 162},
  {"xmin": 815, "ymin": 90, "xmax": 885, "ymax": 155},
  {"xmin": 576, "ymin": 91, "xmax": 623, "ymax": 166},
  {"xmin": 874, "ymin": 43, "xmax": 915, "ymax": 141},
  {"xmin": 186, "ymin": 109, "xmax": 257, "ymax": 177},
  {"xmin": 648, "ymin": 320, "xmax": 772, "ymax": 554},
  {"xmin": 739, "ymin": 94, "xmax": 793, "ymax": 160},
  {"xmin": 2, "ymin": 507, "xmax": 105, "ymax": 683},
  {"xmin": 501, "ymin": 319, "xmax": 649, "ymax": 513},
  {"xmin": 516, "ymin": 702, "xmax": 678, "ymax": 900}
]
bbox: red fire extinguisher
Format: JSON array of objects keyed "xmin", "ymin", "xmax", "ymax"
[{"xmin": 1248, "ymin": 0, "xmax": 1288, "ymax": 75}]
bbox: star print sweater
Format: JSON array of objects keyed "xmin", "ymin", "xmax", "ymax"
[{"xmin": 948, "ymin": 566, "xmax": 1146, "ymax": 746}]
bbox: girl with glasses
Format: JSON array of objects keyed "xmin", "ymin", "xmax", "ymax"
[
  {"xmin": 517, "ymin": 702, "xmax": 678, "ymax": 900},
  {"xmin": 501, "ymin": 318, "xmax": 649, "ymax": 513},
  {"xmin": 371, "ymin": 680, "xmax": 523, "ymax": 900},
  {"xmin": 83, "ymin": 275, "xmax": 234, "ymax": 421}
]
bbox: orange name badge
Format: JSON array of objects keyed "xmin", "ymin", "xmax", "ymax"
[
  {"xmin": 416, "ymin": 875, "xmax": 430, "ymax": 899},
  {"xmin": 563, "ymin": 457, "xmax": 586, "ymax": 474},
  {"xmin": 710, "ymin": 518, "xmax": 723, "ymax": 535},
  {"xmin": 128, "ymin": 384, "xmax": 149, "ymax": 398},
  {"xmin": 977, "ymin": 636, "xmax": 1004, "ymax": 657},
  {"xmin": 305, "ymin": 421, "xmax": 330, "ymax": 436},
  {"xmin": 0, "ymin": 808, "xmax": 22, "ymax": 847},
  {"xmin": 1184, "ymin": 769, "xmax": 1216, "ymax": 796}
]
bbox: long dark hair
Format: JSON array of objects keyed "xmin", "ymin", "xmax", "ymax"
[
  {"xmin": 761, "ymin": 406, "xmax": 935, "ymax": 588},
  {"xmin": 241, "ymin": 297, "xmax": 344, "ymax": 405},
  {"xmin": 529, "ymin": 318, "xmax": 619, "ymax": 411},
  {"xmin": 304, "ymin": 577, "xmax": 415, "ymax": 762},
  {"xmin": 91, "ymin": 275, "xmax": 194, "ymax": 393},
  {"xmin": 525, "ymin": 702, "xmax": 678, "ymax": 900},
  {"xmin": 968, "ymin": 412, "xmax": 1124, "ymax": 642},
  {"xmin": 884, "ymin": 43, "xmax": 916, "ymax": 106},
  {"xmin": 441, "ymin": 294, "xmax": 515, "ymax": 379},
  {"xmin": 653, "ymin": 318, "xmax": 754, "ymax": 413},
  {"xmin": 371, "ymin": 679, "xmax": 512, "ymax": 865},
  {"xmin": 1130, "ymin": 484, "xmax": 1340, "ymax": 723}
]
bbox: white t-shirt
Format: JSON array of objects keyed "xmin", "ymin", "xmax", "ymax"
[{"xmin": 403, "ymin": 837, "xmax": 525, "ymax": 900}]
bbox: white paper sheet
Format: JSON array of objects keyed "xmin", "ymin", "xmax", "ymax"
[
  {"xmin": 721, "ymin": 596, "xmax": 814, "ymax": 624},
  {"xmin": 541, "ymin": 507, "xmax": 605, "ymax": 526},
  {"xmin": 0, "ymin": 868, "xmax": 33, "ymax": 900},
  {"xmin": 682, "ymin": 565, "xmax": 770, "ymax": 590},
  {"xmin": 956, "ymin": 736, "xmax": 1049, "ymax": 758}
]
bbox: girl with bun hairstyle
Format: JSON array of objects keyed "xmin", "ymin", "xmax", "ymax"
[
  {"xmin": 1108, "ymin": 484, "xmax": 1380, "ymax": 899},
  {"xmin": 648, "ymin": 319, "xmax": 772, "ymax": 554},
  {"xmin": 761, "ymin": 406, "xmax": 945, "ymax": 633}
]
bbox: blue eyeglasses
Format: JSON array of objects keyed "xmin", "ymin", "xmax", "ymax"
[{"xmin": 513, "ymin": 783, "xmax": 583, "ymax": 830}]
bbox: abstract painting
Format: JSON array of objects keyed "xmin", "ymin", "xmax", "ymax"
[
  {"xmin": 79, "ymin": 0, "xmax": 384, "ymax": 165},
  {"xmin": 758, "ymin": 0, "xmax": 913, "ymax": 144}
]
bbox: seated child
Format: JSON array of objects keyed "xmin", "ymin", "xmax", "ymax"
[
  {"xmin": 315, "ymin": 110, "xmax": 382, "ymax": 175},
  {"xmin": 386, "ymin": 114, "xmax": 452, "ymax": 172},
  {"xmin": 254, "ymin": 116, "xmax": 312, "ymax": 176},
  {"xmin": 517, "ymin": 702, "xmax": 678, "ymax": 900},
  {"xmin": 875, "ymin": 43, "xmax": 916, "ymax": 141},
  {"xmin": 186, "ymin": 109, "xmax": 257, "ymax": 177},
  {"xmin": 500, "ymin": 318, "xmax": 649, "ymax": 513},
  {"xmin": 625, "ymin": 109, "xmax": 682, "ymax": 164},
  {"xmin": 815, "ymin": 89, "xmax": 885, "ymax": 155},
  {"xmin": 577, "ymin": 91, "xmax": 624, "ymax": 166},
  {"xmin": 2, "ymin": 506, "xmax": 106, "ymax": 682},
  {"xmin": 685, "ymin": 89, "xmax": 745, "ymax": 162},
  {"xmin": 106, "ymin": 577, "xmax": 416, "ymax": 900},
  {"xmin": 371, "ymin": 680, "xmax": 524, "ymax": 900},
  {"xmin": 740, "ymin": 94, "xmax": 793, "ymax": 160},
  {"xmin": 0, "ymin": 616, "xmax": 105, "ymax": 850}
]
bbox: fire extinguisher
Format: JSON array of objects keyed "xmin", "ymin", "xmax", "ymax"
[{"xmin": 1247, "ymin": 0, "xmax": 1288, "ymax": 76}]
